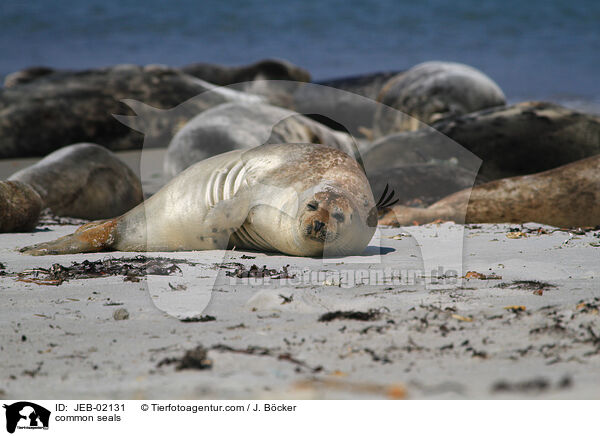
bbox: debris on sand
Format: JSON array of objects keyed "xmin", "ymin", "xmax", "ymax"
[
  {"xmin": 451, "ymin": 314, "xmax": 473, "ymax": 322},
  {"xmin": 318, "ymin": 309, "xmax": 382, "ymax": 322},
  {"xmin": 364, "ymin": 348, "xmax": 393, "ymax": 364},
  {"xmin": 464, "ymin": 271, "xmax": 502, "ymax": 280},
  {"xmin": 168, "ymin": 282, "xmax": 187, "ymax": 291},
  {"xmin": 16, "ymin": 256, "xmax": 195, "ymax": 286},
  {"xmin": 499, "ymin": 280, "xmax": 556, "ymax": 290},
  {"xmin": 22, "ymin": 362, "xmax": 43, "ymax": 378},
  {"xmin": 112, "ymin": 308, "xmax": 130, "ymax": 321},
  {"xmin": 279, "ymin": 294, "xmax": 293, "ymax": 304},
  {"xmin": 0, "ymin": 262, "xmax": 5, "ymax": 276},
  {"xmin": 37, "ymin": 208, "xmax": 90, "ymax": 226},
  {"xmin": 157, "ymin": 345, "xmax": 213, "ymax": 371},
  {"xmin": 575, "ymin": 297, "xmax": 600, "ymax": 314},
  {"xmin": 180, "ymin": 315, "xmax": 216, "ymax": 323},
  {"xmin": 294, "ymin": 378, "xmax": 406, "ymax": 399},
  {"xmin": 504, "ymin": 305, "xmax": 527, "ymax": 313},
  {"xmin": 506, "ymin": 224, "xmax": 600, "ymax": 236},
  {"xmin": 211, "ymin": 344, "xmax": 323, "ymax": 373},
  {"xmin": 492, "ymin": 375, "xmax": 572, "ymax": 394},
  {"xmin": 496, "ymin": 280, "xmax": 556, "ymax": 296},
  {"xmin": 224, "ymin": 263, "xmax": 295, "ymax": 279}
]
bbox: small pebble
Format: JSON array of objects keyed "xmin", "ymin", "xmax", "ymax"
[{"xmin": 113, "ymin": 308, "xmax": 130, "ymax": 321}]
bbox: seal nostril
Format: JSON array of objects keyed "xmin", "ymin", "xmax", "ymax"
[{"xmin": 313, "ymin": 220, "xmax": 325, "ymax": 232}]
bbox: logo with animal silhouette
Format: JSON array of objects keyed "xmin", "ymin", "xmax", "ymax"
[{"xmin": 2, "ymin": 402, "xmax": 50, "ymax": 434}]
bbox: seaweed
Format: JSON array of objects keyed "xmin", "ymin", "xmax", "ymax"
[{"xmin": 17, "ymin": 255, "xmax": 195, "ymax": 286}]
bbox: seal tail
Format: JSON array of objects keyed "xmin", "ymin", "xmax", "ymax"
[{"xmin": 20, "ymin": 219, "xmax": 118, "ymax": 256}]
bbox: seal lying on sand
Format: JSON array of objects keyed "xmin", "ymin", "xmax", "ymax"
[
  {"xmin": 373, "ymin": 61, "xmax": 506, "ymax": 137},
  {"xmin": 430, "ymin": 101, "xmax": 600, "ymax": 181},
  {"xmin": 368, "ymin": 163, "xmax": 482, "ymax": 207},
  {"xmin": 9, "ymin": 143, "xmax": 143, "ymax": 220},
  {"xmin": 4, "ymin": 59, "xmax": 311, "ymax": 88},
  {"xmin": 379, "ymin": 155, "xmax": 600, "ymax": 228},
  {"xmin": 3, "ymin": 66, "xmax": 56, "ymax": 88},
  {"xmin": 0, "ymin": 181, "xmax": 43, "ymax": 233},
  {"xmin": 315, "ymin": 71, "xmax": 402, "ymax": 101},
  {"xmin": 21, "ymin": 144, "xmax": 379, "ymax": 257},
  {"xmin": 181, "ymin": 58, "xmax": 311, "ymax": 85},
  {"xmin": 164, "ymin": 102, "xmax": 357, "ymax": 178},
  {"xmin": 363, "ymin": 102, "xmax": 600, "ymax": 188},
  {"xmin": 0, "ymin": 64, "xmax": 260, "ymax": 158}
]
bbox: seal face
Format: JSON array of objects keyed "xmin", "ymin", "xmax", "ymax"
[
  {"xmin": 21, "ymin": 143, "xmax": 376, "ymax": 257},
  {"xmin": 302, "ymin": 191, "xmax": 350, "ymax": 243},
  {"xmin": 284, "ymin": 185, "xmax": 373, "ymax": 257}
]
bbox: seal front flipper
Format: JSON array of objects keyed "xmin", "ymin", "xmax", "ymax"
[{"xmin": 20, "ymin": 219, "xmax": 118, "ymax": 255}]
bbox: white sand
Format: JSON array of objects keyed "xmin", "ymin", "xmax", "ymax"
[
  {"xmin": 1, "ymin": 150, "xmax": 599, "ymax": 399},
  {"xmin": 1, "ymin": 222, "xmax": 599, "ymax": 399}
]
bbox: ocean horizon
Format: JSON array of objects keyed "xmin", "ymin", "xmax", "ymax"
[{"xmin": 1, "ymin": 0, "xmax": 599, "ymax": 111}]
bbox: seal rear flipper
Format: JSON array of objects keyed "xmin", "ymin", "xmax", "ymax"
[{"xmin": 20, "ymin": 219, "xmax": 118, "ymax": 255}]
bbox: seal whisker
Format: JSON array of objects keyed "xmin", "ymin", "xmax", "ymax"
[{"xmin": 376, "ymin": 183, "xmax": 399, "ymax": 210}]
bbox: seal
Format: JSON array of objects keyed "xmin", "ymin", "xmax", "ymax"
[
  {"xmin": 430, "ymin": 101, "xmax": 600, "ymax": 180},
  {"xmin": 373, "ymin": 61, "xmax": 506, "ymax": 137},
  {"xmin": 9, "ymin": 143, "xmax": 143, "ymax": 220},
  {"xmin": 363, "ymin": 102, "xmax": 600, "ymax": 188},
  {"xmin": 164, "ymin": 101, "xmax": 357, "ymax": 178},
  {"xmin": 3, "ymin": 66, "xmax": 56, "ymax": 87},
  {"xmin": 363, "ymin": 128, "xmax": 481, "ymax": 175},
  {"xmin": 368, "ymin": 163, "xmax": 481, "ymax": 207},
  {"xmin": 0, "ymin": 64, "xmax": 260, "ymax": 158},
  {"xmin": 21, "ymin": 143, "xmax": 378, "ymax": 257},
  {"xmin": 379, "ymin": 155, "xmax": 600, "ymax": 228},
  {"xmin": 181, "ymin": 58, "xmax": 311, "ymax": 85},
  {"xmin": 315, "ymin": 71, "xmax": 402, "ymax": 101},
  {"xmin": 0, "ymin": 181, "xmax": 43, "ymax": 233}
]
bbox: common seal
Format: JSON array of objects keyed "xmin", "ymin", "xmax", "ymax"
[
  {"xmin": 430, "ymin": 101, "xmax": 600, "ymax": 180},
  {"xmin": 362, "ymin": 126, "xmax": 483, "ymax": 206},
  {"xmin": 181, "ymin": 58, "xmax": 311, "ymax": 85},
  {"xmin": 368, "ymin": 163, "xmax": 482, "ymax": 207},
  {"xmin": 364, "ymin": 102, "xmax": 600, "ymax": 183},
  {"xmin": 0, "ymin": 64, "xmax": 260, "ymax": 158},
  {"xmin": 0, "ymin": 181, "xmax": 43, "ymax": 232},
  {"xmin": 3, "ymin": 59, "xmax": 310, "ymax": 88},
  {"xmin": 373, "ymin": 61, "xmax": 506, "ymax": 137},
  {"xmin": 179, "ymin": 59, "xmax": 310, "ymax": 111},
  {"xmin": 379, "ymin": 154, "xmax": 600, "ymax": 228},
  {"xmin": 164, "ymin": 102, "xmax": 357, "ymax": 178},
  {"xmin": 362, "ymin": 128, "xmax": 481, "ymax": 175},
  {"xmin": 315, "ymin": 71, "xmax": 402, "ymax": 101},
  {"xmin": 21, "ymin": 143, "xmax": 378, "ymax": 257},
  {"xmin": 292, "ymin": 81, "xmax": 381, "ymax": 137},
  {"xmin": 3, "ymin": 66, "xmax": 56, "ymax": 88},
  {"xmin": 9, "ymin": 143, "xmax": 143, "ymax": 220}
]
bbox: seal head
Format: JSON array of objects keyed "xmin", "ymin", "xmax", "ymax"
[{"xmin": 295, "ymin": 186, "xmax": 376, "ymax": 256}]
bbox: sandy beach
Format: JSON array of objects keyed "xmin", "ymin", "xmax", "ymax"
[{"xmin": 1, "ymin": 150, "xmax": 599, "ymax": 399}]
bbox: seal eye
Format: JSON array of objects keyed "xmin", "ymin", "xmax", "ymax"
[
  {"xmin": 332, "ymin": 212, "xmax": 345, "ymax": 223},
  {"xmin": 306, "ymin": 202, "xmax": 318, "ymax": 211}
]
